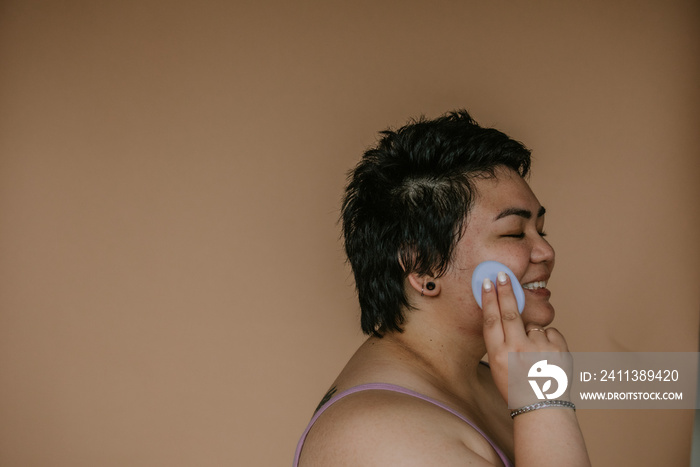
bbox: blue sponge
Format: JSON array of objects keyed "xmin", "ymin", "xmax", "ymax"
[{"xmin": 471, "ymin": 261, "xmax": 525, "ymax": 314}]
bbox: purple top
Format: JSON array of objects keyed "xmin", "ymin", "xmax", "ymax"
[{"xmin": 293, "ymin": 382, "xmax": 513, "ymax": 467}]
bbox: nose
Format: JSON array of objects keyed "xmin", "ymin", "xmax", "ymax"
[{"xmin": 531, "ymin": 235, "xmax": 555, "ymax": 265}]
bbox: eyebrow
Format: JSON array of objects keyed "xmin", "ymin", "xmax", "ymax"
[{"xmin": 494, "ymin": 206, "xmax": 546, "ymax": 221}]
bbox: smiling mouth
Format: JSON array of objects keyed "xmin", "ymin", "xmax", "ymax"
[{"xmin": 522, "ymin": 280, "xmax": 547, "ymax": 290}]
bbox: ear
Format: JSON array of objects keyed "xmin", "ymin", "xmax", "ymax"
[{"xmin": 407, "ymin": 273, "xmax": 441, "ymax": 297}]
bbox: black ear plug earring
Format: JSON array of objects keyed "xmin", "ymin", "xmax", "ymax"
[{"xmin": 426, "ymin": 282, "xmax": 436, "ymax": 291}]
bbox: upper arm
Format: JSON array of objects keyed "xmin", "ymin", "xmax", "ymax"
[{"xmin": 299, "ymin": 391, "xmax": 503, "ymax": 467}]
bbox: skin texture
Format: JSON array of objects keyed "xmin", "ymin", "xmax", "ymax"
[{"xmin": 299, "ymin": 167, "xmax": 590, "ymax": 466}]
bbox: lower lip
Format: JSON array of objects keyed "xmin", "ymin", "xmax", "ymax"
[{"xmin": 524, "ymin": 287, "xmax": 551, "ymax": 298}]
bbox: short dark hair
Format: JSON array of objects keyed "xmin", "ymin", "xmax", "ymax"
[{"xmin": 341, "ymin": 110, "xmax": 531, "ymax": 336}]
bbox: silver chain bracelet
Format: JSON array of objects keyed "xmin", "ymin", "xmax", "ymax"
[{"xmin": 510, "ymin": 400, "xmax": 576, "ymax": 418}]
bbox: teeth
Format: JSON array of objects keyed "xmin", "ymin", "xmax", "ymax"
[{"xmin": 522, "ymin": 280, "xmax": 547, "ymax": 290}]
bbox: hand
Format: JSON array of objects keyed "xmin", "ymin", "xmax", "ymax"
[{"xmin": 481, "ymin": 271, "xmax": 572, "ymax": 407}]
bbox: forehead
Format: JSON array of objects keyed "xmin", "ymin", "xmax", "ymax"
[{"xmin": 470, "ymin": 167, "xmax": 541, "ymax": 217}]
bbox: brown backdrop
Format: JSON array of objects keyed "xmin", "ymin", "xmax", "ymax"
[{"xmin": 1, "ymin": 1, "xmax": 698, "ymax": 466}]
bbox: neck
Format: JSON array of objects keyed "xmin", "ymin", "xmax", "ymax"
[{"xmin": 377, "ymin": 311, "xmax": 488, "ymax": 398}]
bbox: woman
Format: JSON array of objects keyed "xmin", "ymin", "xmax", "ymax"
[{"xmin": 294, "ymin": 110, "xmax": 590, "ymax": 466}]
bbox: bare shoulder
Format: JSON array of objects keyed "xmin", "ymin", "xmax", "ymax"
[{"xmin": 298, "ymin": 388, "xmax": 503, "ymax": 467}]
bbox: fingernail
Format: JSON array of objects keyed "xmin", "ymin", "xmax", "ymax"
[
  {"xmin": 497, "ymin": 271, "xmax": 507, "ymax": 285},
  {"xmin": 483, "ymin": 278, "xmax": 493, "ymax": 292}
]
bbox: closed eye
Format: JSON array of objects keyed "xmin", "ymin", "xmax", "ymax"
[{"xmin": 502, "ymin": 231, "xmax": 547, "ymax": 239}]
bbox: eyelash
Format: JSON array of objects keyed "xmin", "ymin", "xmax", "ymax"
[{"xmin": 503, "ymin": 231, "xmax": 547, "ymax": 239}]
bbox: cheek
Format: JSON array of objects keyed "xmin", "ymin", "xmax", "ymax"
[
  {"xmin": 455, "ymin": 234, "xmax": 532, "ymax": 281},
  {"xmin": 480, "ymin": 244, "xmax": 531, "ymax": 278}
]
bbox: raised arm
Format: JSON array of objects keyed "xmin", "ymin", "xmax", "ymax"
[{"xmin": 481, "ymin": 272, "xmax": 591, "ymax": 467}]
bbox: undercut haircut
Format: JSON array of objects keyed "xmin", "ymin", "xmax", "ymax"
[{"xmin": 341, "ymin": 110, "xmax": 531, "ymax": 336}]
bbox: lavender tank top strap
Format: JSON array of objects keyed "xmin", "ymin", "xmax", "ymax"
[{"xmin": 293, "ymin": 382, "xmax": 512, "ymax": 467}]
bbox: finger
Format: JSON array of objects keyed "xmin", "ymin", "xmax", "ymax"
[
  {"xmin": 494, "ymin": 271, "xmax": 526, "ymax": 339},
  {"xmin": 543, "ymin": 327, "xmax": 569, "ymax": 352},
  {"xmin": 481, "ymin": 278, "xmax": 505, "ymax": 349}
]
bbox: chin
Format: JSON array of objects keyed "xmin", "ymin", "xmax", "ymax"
[{"xmin": 521, "ymin": 303, "xmax": 555, "ymax": 327}]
